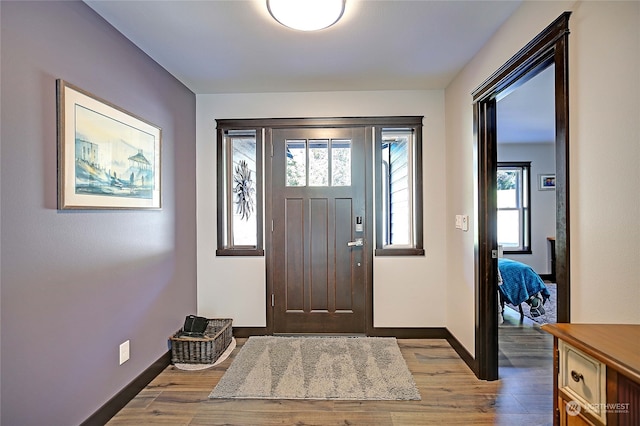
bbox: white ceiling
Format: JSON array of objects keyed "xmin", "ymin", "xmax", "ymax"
[
  {"xmin": 497, "ymin": 64, "xmax": 555, "ymax": 144},
  {"xmin": 85, "ymin": 0, "xmax": 524, "ymax": 93},
  {"xmin": 84, "ymin": 0, "xmax": 554, "ymax": 143}
]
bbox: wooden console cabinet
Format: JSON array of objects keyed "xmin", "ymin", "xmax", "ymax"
[{"xmin": 541, "ymin": 324, "xmax": 640, "ymax": 426}]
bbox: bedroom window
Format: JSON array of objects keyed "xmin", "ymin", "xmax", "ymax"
[
  {"xmin": 497, "ymin": 162, "xmax": 531, "ymax": 254},
  {"xmin": 216, "ymin": 127, "xmax": 264, "ymax": 256},
  {"xmin": 375, "ymin": 124, "xmax": 424, "ymax": 256}
]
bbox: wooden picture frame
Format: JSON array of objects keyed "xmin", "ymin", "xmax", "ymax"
[{"xmin": 57, "ymin": 80, "xmax": 161, "ymax": 209}]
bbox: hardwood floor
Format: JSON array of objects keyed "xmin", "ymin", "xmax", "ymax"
[{"xmin": 108, "ymin": 309, "xmax": 553, "ymax": 425}]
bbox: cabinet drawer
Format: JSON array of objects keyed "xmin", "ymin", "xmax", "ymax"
[
  {"xmin": 560, "ymin": 397, "xmax": 597, "ymax": 425},
  {"xmin": 559, "ymin": 340, "xmax": 607, "ymax": 424}
]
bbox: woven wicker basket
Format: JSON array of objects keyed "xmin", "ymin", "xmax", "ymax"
[{"xmin": 169, "ymin": 318, "xmax": 233, "ymax": 364}]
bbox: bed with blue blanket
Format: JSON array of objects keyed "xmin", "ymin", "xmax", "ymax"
[{"xmin": 498, "ymin": 258, "xmax": 550, "ymax": 318}]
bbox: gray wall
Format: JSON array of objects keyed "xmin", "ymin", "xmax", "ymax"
[{"xmin": 1, "ymin": 2, "xmax": 197, "ymax": 425}]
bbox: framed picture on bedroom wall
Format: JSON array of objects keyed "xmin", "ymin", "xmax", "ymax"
[
  {"xmin": 538, "ymin": 174, "xmax": 556, "ymax": 191},
  {"xmin": 56, "ymin": 79, "xmax": 162, "ymax": 209}
]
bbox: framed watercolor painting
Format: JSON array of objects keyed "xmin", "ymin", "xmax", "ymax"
[
  {"xmin": 538, "ymin": 173, "xmax": 556, "ymax": 190},
  {"xmin": 57, "ymin": 80, "xmax": 161, "ymax": 209}
]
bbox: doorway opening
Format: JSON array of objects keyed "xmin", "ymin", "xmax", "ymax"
[
  {"xmin": 497, "ymin": 64, "xmax": 557, "ymax": 326},
  {"xmin": 472, "ymin": 12, "xmax": 571, "ymax": 380}
]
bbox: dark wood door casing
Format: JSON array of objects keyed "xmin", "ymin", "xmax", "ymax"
[{"xmin": 472, "ymin": 12, "xmax": 571, "ymax": 380}]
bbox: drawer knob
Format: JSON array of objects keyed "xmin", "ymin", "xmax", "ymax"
[{"xmin": 571, "ymin": 370, "xmax": 584, "ymax": 382}]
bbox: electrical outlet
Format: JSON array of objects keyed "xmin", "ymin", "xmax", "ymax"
[
  {"xmin": 455, "ymin": 215, "xmax": 462, "ymax": 229},
  {"xmin": 119, "ymin": 340, "xmax": 130, "ymax": 365}
]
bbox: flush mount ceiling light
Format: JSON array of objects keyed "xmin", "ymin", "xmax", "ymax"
[{"xmin": 267, "ymin": 0, "xmax": 346, "ymax": 31}]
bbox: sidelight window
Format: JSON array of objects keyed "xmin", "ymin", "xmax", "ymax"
[
  {"xmin": 375, "ymin": 124, "xmax": 424, "ymax": 256},
  {"xmin": 216, "ymin": 128, "xmax": 264, "ymax": 256}
]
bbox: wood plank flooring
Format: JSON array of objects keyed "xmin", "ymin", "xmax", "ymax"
[{"xmin": 108, "ymin": 308, "xmax": 553, "ymax": 425}]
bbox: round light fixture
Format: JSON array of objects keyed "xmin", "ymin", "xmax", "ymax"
[{"xmin": 267, "ymin": 0, "xmax": 346, "ymax": 31}]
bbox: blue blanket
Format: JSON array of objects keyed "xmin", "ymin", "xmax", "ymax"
[{"xmin": 498, "ymin": 258, "xmax": 550, "ymax": 306}]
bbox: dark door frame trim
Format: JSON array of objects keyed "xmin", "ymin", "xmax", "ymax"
[{"xmin": 471, "ymin": 12, "xmax": 571, "ymax": 380}]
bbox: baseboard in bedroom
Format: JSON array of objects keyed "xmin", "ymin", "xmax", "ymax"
[{"xmin": 81, "ymin": 351, "xmax": 171, "ymax": 426}]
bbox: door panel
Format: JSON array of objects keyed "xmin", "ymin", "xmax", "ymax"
[
  {"xmin": 284, "ymin": 197, "xmax": 304, "ymax": 311},
  {"xmin": 309, "ymin": 197, "xmax": 328, "ymax": 312},
  {"xmin": 271, "ymin": 127, "xmax": 367, "ymax": 334},
  {"xmin": 335, "ymin": 198, "xmax": 355, "ymax": 312}
]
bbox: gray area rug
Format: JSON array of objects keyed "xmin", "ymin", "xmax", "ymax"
[
  {"xmin": 507, "ymin": 282, "xmax": 557, "ymax": 324},
  {"xmin": 209, "ymin": 336, "xmax": 421, "ymax": 400}
]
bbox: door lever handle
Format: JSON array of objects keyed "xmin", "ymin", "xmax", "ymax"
[{"xmin": 347, "ymin": 238, "xmax": 363, "ymax": 247}]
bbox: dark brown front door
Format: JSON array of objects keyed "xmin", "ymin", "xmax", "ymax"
[{"xmin": 271, "ymin": 127, "xmax": 367, "ymax": 334}]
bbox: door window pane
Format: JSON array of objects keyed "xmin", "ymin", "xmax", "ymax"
[
  {"xmin": 331, "ymin": 140, "xmax": 351, "ymax": 186},
  {"xmin": 286, "ymin": 140, "xmax": 306, "ymax": 187},
  {"xmin": 309, "ymin": 140, "xmax": 328, "ymax": 186}
]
